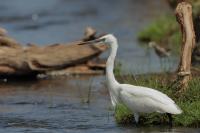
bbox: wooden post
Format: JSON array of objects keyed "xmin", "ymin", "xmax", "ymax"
[{"xmin": 175, "ymin": 2, "xmax": 196, "ymax": 92}]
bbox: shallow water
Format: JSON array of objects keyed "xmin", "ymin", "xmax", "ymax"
[
  {"xmin": 0, "ymin": 0, "xmax": 199, "ymax": 132},
  {"xmin": 0, "ymin": 76, "xmax": 199, "ymax": 133}
]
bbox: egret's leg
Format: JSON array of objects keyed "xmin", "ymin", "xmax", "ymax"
[
  {"xmin": 167, "ymin": 113, "xmax": 172, "ymax": 126},
  {"xmin": 134, "ymin": 112, "xmax": 140, "ymax": 124}
]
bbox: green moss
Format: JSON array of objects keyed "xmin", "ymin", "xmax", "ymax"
[{"xmin": 115, "ymin": 74, "xmax": 200, "ymax": 127}]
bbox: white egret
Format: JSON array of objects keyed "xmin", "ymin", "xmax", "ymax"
[{"xmin": 80, "ymin": 34, "xmax": 182, "ymax": 124}]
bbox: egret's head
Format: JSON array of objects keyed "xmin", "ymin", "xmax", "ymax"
[
  {"xmin": 99, "ymin": 34, "xmax": 117, "ymax": 45},
  {"xmin": 79, "ymin": 34, "xmax": 117, "ymax": 46}
]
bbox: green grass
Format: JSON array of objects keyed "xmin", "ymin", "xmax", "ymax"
[
  {"xmin": 138, "ymin": 15, "xmax": 179, "ymax": 43},
  {"xmin": 115, "ymin": 104, "xmax": 134, "ymax": 125},
  {"xmin": 138, "ymin": 15, "xmax": 181, "ymax": 54},
  {"xmin": 115, "ymin": 74, "xmax": 200, "ymax": 127}
]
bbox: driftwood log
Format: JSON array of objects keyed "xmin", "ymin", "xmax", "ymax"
[
  {"xmin": 0, "ymin": 27, "xmax": 107, "ymax": 78},
  {"xmin": 175, "ymin": 2, "xmax": 196, "ymax": 92}
]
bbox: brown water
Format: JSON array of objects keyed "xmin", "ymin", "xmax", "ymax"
[{"xmin": 0, "ymin": 0, "xmax": 199, "ymax": 132}]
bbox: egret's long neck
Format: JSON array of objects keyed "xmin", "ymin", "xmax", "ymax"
[{"xmin": 106, "ymin": 41, "xmax": 119, "ymax": 87}]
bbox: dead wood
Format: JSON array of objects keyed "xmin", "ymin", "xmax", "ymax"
[
  {"xmin": 0, "ymin": 27, "xmax": 7, "ymax": 36},
  {"xmin": 175, "ymin": 2, "xmax": 196, "ymax": 93},
  {"xmin": 82, "ymin": 27, "xmax": 97, "ymax": 41},
  {"xmin": 0, "ymin": 27, "xmax": 107, "ymax": 78}
]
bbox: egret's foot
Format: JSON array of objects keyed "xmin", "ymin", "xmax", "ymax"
[{"xmin": 167, "ymin": 113, "xmax": 173, "ymax": 127}]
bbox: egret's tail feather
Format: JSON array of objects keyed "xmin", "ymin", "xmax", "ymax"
[
  {"xmin": 168, "ymin": 104, "xmax": 182, "ymax": 114},
  {"xmin": 174, "ymin": 104, "xmax": 182, "ymax": 114}
]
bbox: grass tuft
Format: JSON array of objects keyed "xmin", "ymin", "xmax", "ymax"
[{"xmin": 115, "ymin": 104, "xmax": 134, "ymax": 125}]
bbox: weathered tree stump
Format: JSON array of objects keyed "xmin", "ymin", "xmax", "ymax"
[{"xmin": 175, "ymin": 2, "xmax": 196, "ymax": 93}]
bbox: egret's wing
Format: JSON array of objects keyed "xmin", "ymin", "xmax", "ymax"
[{"xmin": 120, "ymin": 84, "xmax": 174, "ymax": 105}]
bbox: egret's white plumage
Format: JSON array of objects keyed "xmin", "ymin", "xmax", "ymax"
[{"xmin": 86, "ymin": 34, "xmax": 182, "ymax": 123}]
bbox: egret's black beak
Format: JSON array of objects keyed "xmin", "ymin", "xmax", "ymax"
[{"xmin": 78, "ymin": 38, "xmax": 105, "ymax": 45}]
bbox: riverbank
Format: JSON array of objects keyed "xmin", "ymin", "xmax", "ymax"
[{"xmin": 115, "ymin": 73, "xmax": 200, "ymax": 127}]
